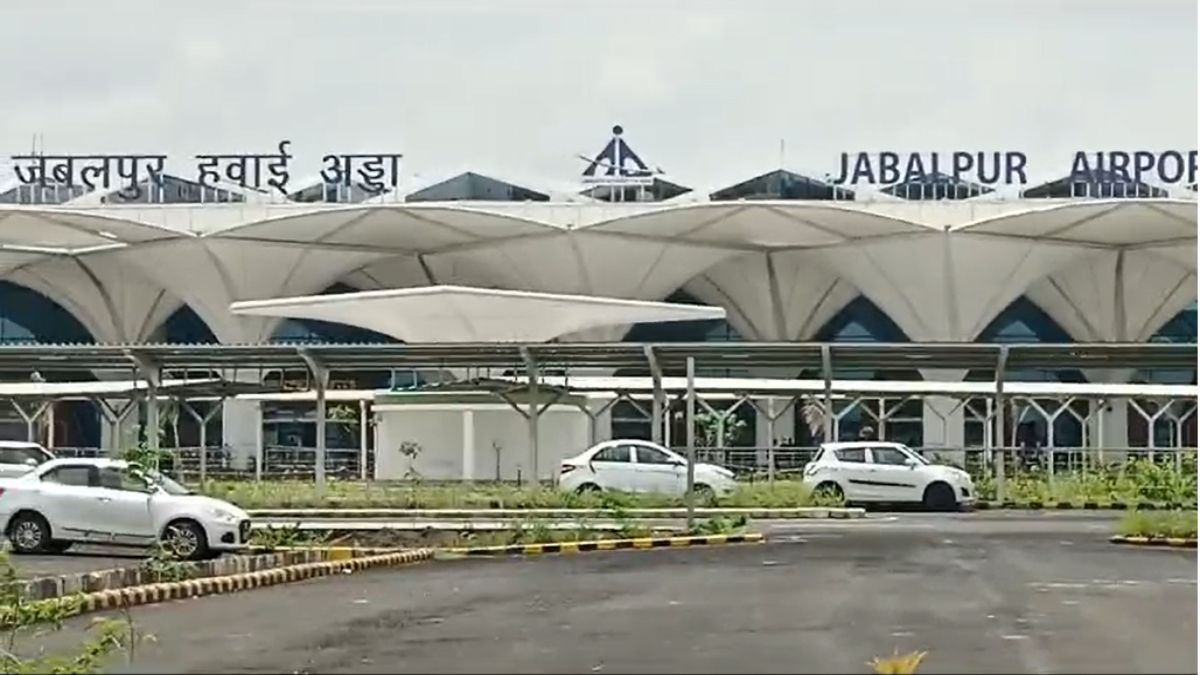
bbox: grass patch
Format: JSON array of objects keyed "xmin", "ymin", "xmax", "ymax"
[
  {"xmin": 200, "ymin": 479, "xmax": 840, "ymax": 510},
  {"xmin": 1118, "ymin": 510, "xmax": 1198, "ymax": 539}
]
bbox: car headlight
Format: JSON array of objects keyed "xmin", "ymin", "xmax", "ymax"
[{"xmin": 209, "ymin": 507, "xmax": 241, "ymax": 522}]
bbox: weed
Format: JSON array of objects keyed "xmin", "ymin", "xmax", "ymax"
[{"xmin": 869, "ymin": 649, "xmax": 926, "ymax": 674}]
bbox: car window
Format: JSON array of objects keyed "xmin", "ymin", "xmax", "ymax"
[
  {"xmin": 41, "ymin": 465, "xmax": 92, "ymax": 487},
  {"xmin": 97, "ymin": 467, "xmax": 151, "ymax": 492},
  {"xmin": 635, "ymin": 446, "xmax": 677, "ymax": 465},
  {"xmin": 833, "ymin": 448, "xmax": 867, "ymax": 463},
  {"xmin": 870, "ymin": 447, "xmax": 910, "ymax": 466},
  {"xmin": 592, "ymin": 445, "xmax": 631, "ymax": 463},
  {"xmin": 0, "ymin": 447, "xmax": 47, "ymax": 465}
]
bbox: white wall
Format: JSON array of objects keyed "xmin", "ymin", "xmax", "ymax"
[{"xmin": 374, "ymin": 403, "xmax": 590, "ymax": 481}]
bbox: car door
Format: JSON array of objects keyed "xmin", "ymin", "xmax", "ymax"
[
  {"xmin": 831, "ymin": 447, "xmax": 875, "ymax": 500},
  {"xmin": 91, "ymin": 467, "xmax": 157, "ymax": 544},
  {"xmin": 36, "ymin": 464, "xmax": 101, "ymax": 539},
  {"xmin": 587, "ymin": 444, "xmax": 636, "ymax": 492},
  {"xmin": 866, "ymin": 446, "xmax": 922, "ymax": 503},
  {"xmin": 632, "ymin": 444, "xmax": 685, "ymax": 495}
]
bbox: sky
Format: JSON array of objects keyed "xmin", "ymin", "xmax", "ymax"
[{"xmin": 0, "ymin": 0, "xmax": 1196, "ymax": 194}]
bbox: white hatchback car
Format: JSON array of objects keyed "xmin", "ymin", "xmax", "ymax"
[
  {"xmin": 0, "ymin": 458, "xmax": 251, "ymax": 560},
  {"xmin": 558, "ymin": 439, "xmax": 737, "ymax": 499},
  {"xmin": 800, "ymin": 441, "xmax": 975, "ymax": 511}
]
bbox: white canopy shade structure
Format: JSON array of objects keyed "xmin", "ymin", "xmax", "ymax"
[{"xmin": 229, "ymin": 284, "xmax": 727, "ymax": 343}]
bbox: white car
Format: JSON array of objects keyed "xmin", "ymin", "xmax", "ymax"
[
  {"xmin": 0, "ymin": 458, "xmax": 251, "ymax": 560},
  {"xmin": 0, "ymin": 441, "xmax": 54, "ymax": 478},
  {"xmin": 800, "ymin": 441, "xmax": 975, "ymax": 511},
  {"xmin": 558, "ymin": 439, "xmax": 737, "ymax": 499}
]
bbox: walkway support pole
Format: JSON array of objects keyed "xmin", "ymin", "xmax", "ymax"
[
  {"xmin": 300, "ymin": 350, "xmax": 330, "ymax": 495},
  {"xmin": 644, "ymin": 345, "xmax": 664, "ymax": 445},
  {"xmin": 127, "ymin": 351, "xmax": 162, "ymax": 470},
  {"xmin": 993, "ymin": 346, "xmax": 1009, "ymax": 502},
  {"xmin": 521, "ymin": 347, "xmax": 540, "ymax": 486},
  {"xmin": 685, "ymin": 356, "xmax": 697, "ymax": 531},
  {"xmin": 821, "ymin": 345, "xmax": 834, "ymax": 442}
]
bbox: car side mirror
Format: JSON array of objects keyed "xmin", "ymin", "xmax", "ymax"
[
  {"xmin": 23, "ymin": 458, "xmax": 38, "ymax": 467},
  {"xmin": 904, "ymin": 457, "xmax": 919, "ymax": 468}
]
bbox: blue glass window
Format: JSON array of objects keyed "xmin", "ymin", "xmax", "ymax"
[{"xmin": 1130, "ymin": 301, "xmax": 1197, "ymax": 448}]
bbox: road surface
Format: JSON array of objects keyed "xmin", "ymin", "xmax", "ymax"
[{"xmin": 18, "ymin": 515, "xmax": 1196, "ymax": 674}]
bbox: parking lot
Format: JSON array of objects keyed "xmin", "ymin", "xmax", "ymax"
[{"xmin": 17, "ymin": 514, "xmax": 1196, "ymax": 674}]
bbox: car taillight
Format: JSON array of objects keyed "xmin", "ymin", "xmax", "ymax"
[
  {"xmin": 803, "ymin": 464, "xmax": 819, "ymax": 477},
  {"xmin": 0, "ymin": 488, "xmax": 6, "ymax": 498},
  {"xmin": 560, "ymin": 464, "xmax": 577, "ymax": 474}
]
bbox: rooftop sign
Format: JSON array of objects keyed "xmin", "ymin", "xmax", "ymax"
[
  {"xmin": 830, "ymin": 150, "xmax": 1198, "ymax": 186},
  {"xmin": 6, "ymin": 141, "xmax": 402, "ymax": 199}
]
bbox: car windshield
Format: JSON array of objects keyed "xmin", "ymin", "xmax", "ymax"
[
  {"xmin": 140, "ymin": 469, "xmax": 192, "ymax": 496},
  {"xmin": 906, "ymin": 447, "xmax": 931, "ymax": 465}
]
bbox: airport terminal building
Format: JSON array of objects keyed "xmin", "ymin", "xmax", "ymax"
[{"xmin": 0, "ymin": 140, "xmax": 1196, "ymax": 465}]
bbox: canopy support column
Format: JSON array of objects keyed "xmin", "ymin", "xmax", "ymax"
[
  {"xmin": 300, "ymin": 350, "xmax": 330, "ymax": 494},
  {"xmin": 521, "ymin": 347, "xmax": 540, "ymax": 486},
  {"xmin": 127, "ymin": 351, "xmax": 162, "ymax": 469},
  {"xmin": 685, "ymin": 356, "xmax": 697, "ymax": 531},
  {"xmin": 993, "ymin": 346, "xmax": 1009, "ymax": 502},
  {"xmin": 644, "ymin": 345, "xmax": 665, "ymax": 445},
  {"xmin": 181, "ymin": 398, "xmax": 224, "ymax": 484},
  {"xmin": 821, "ymin": 345, "xmax": 834, "ymax": 442}
]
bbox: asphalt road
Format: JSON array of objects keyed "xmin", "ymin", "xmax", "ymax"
[{"xmin": 17, "ymin": 516, "xmax": 1196, "ymax": 674}]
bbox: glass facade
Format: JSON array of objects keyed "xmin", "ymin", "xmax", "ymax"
[
  {"xmin": 0, "ymin": 281, "xmax": 99, "ymax": 447},
  {"xmin": 795, "ymin": 295, "xmax": 923, "ymax": 446},
  {"xmin": 709, "ymin": 170, "xmax": 855, "ymax": 201},
  {"xmin": 1130, "ymin": 301, "xmax": 1197, "ymax": 447},
  {"xmin": 967, "ymin": 296, "xmax": 1086, "ymax": 448},
  {"xmin": 615, "ymin": 290, "xmax": 749, "ymax": 443}
]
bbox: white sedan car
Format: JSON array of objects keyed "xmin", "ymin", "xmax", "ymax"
[
  {"xmin": 0, "ymin": 441, "xmax": 55, "ymax": 478},
  {"xmin": 800, "ymin": 441, "xmax": 975, "ymax": 511},
  {"xmin": 0, "ymin": 458, "xmax": 251, "ymax": 560},
  {"xmin": 558, "ymin": 439, "xmax": 737, "ymax": 499}
]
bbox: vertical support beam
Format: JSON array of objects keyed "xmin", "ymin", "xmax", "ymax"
[
  {"xmin": 45, "ymin": 402, "xmax": 55, "ymax": 449},
  {"xmin": 300, "ymin": 350, "xmax": 329, "ymax": 494},
  {"xmin": 644, "ymin": 345, "xmax": 664, "ymax": 445},
  {"xmin": 462, "ymin": 409, "xmax": 475, "ymax": 481},
  {"xmin": 254, "ymin": 403, "xmax": 264, "ymax": 482},
  {"xmin": 820, "ymin": 344, "xmax": 834, "ymax": 442},
  {"xmin": 521, "ymin": 347, "xmax": 540, "ymax": 486},
  {"xmin": 126, "ymin": 351, "xmax": 162, "ymax": 469},
  {"xmin": 359, "ymin": 399, "xmax": 370, "ymax": 481},
  {"xmin": 766, "ymin": 396, "xmax": 776, "ymax": 483},
  {"xmin": 993, "ymin": 346, "xmax": 1009, "ymax": 502},
  {"xmin": 685, "ymin": 356, "xmax": 697, "ymax": 531},
  {"xmin": 181, "ymin": 399, "xmax": 223, "ymax": 485}
]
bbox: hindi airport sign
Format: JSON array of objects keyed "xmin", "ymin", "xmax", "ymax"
[
  {"xmin": 6, "ymin": 140, "xmax": 402, "ymax": 199},
  {"xmin": 830, "ymin": 150, "xmax": 1198, "ymax": 186}
]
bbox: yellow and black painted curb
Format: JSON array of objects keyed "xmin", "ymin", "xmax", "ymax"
[
  {"xmin": 976, "ymin": 501, "xmax": 1196, "ymax": 511},
  {"xmin": 1109, "ymin": 535, "xmax": 1197, "ymax": 548},
  {"xmin": 3, "ymin": 549, "xmax": 433, "ymax": 625},
  {"xmin": 446, "ymin": 532, "xmax": 766, "ymax": 556}
]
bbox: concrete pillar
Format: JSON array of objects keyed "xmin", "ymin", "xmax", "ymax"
[
  {"xmin": 754, "ymin": 396, "xmax": 796, "ymax": 446},
  {"xmin": 1090, "ymin": 398, "xmax": 1130, "ymax": 450},
  {"xmin": 222, "ymin": 398, "xmax": 262, "ymax": 470}
]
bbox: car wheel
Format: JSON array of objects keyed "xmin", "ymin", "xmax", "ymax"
[
  {"xmin": 692, "ymin": 484, "xmax": 716, "ymax": 506},
  {"xmin": 163, "ymin": 520, "xmax": 210, "ymax": 561},
  {"xmin": 8, "ymin": 512, "xmax": 51, "ymax": 554},
  {"xmin": 812, "ymin": 481, "xmax": 844, "ymax": 504},
  {"xmin": 922, "ymin": 482, "xmax": 957, "ymax": 512},
  {"xmin": 575, "ymin": 483, "xmax": 602, "ymax": 495}
]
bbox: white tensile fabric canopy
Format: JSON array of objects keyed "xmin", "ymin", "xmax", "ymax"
[{"xmin": 229, "ymin": 285, "xmax": 727, "ymax": 342}]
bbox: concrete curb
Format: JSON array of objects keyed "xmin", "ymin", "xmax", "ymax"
[
  {"xmin": 446, "ymin": 532, "xmax": 766, "ymax": 556},
  {"xmin": 1109, "ymin": 535, "xmax": 1198, "ymax": 548},
  {"xmin": 20, "ymin": 549, "xmax": 342, "ymax": 601},
  {"xmin": 3, "ymin": 549, "xmax": 434, "ymax": 625},
  {"xmin": 976, "ymin": 501, "xmax": 1195, "ymax": 511},
  {"xmin": 251, "ymin": 532, "xmax": 767, "ymax": 557},
  {"xmin": 247, "ymin": 507, "xmax": 866, "ymax": 520}
]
